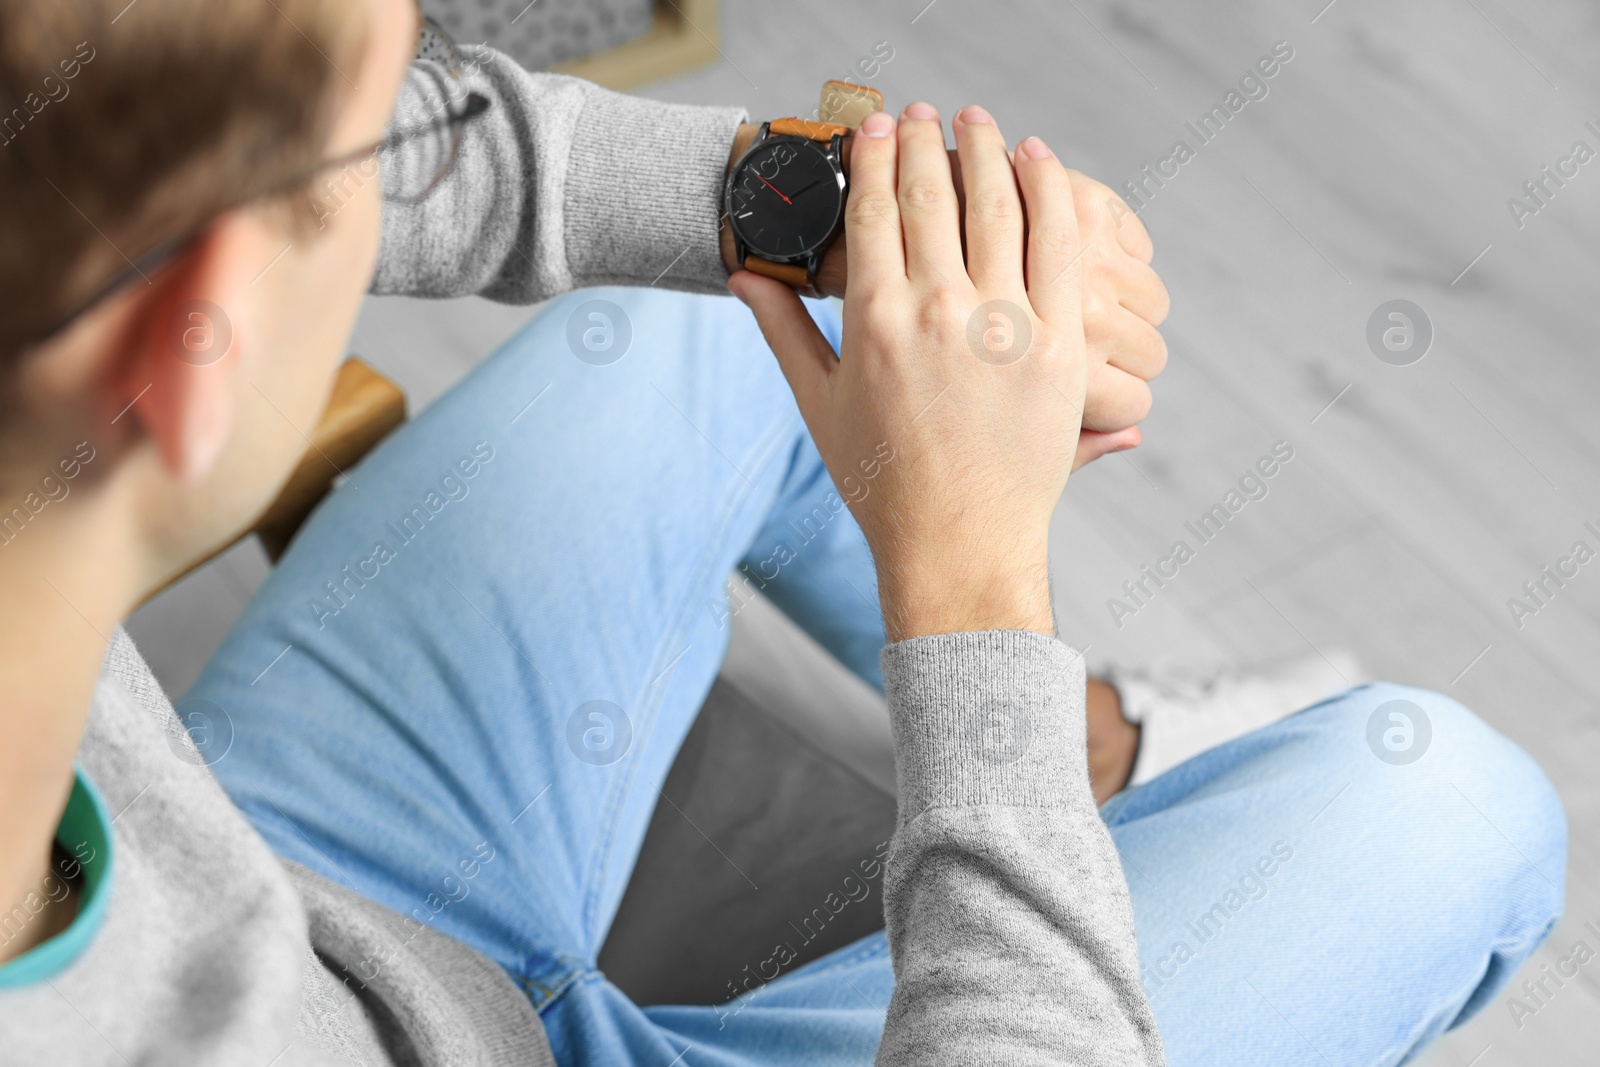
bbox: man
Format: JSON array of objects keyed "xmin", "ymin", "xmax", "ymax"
[{"xmin": 0, "ymin": 0, "xmax": 1565, "ymax": 1064}]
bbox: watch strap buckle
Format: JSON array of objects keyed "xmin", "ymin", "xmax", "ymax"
[{"xmin": 819, "ymin": 80, "xmax": 884, "ymax": 128}]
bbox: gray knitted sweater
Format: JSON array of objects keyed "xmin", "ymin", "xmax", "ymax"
[{"xmin": 0, "ymin": 51, "xmax": 1163, "ymax": 1067}]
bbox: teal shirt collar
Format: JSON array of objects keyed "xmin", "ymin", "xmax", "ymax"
[{"xmin": 0, "ymin": 767, "xmax": 115, "ymax": 988}]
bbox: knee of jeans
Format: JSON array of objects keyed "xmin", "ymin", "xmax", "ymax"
[
  {"xmin": 494, "ymin": 287, "xmax": 803, "ymax": 421},
  {"xmin": 1324, "ymin": 681, "xmax": 1567, "ymax": 898}
]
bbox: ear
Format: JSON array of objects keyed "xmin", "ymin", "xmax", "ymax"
[{"xmin": 115, "ymin": 211, "xmax": 275, "ymax": 484}]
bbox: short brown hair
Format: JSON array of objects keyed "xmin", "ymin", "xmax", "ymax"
[{"xmin": 0, "ymin": 0, "xmax": 370, "ymax": 361}]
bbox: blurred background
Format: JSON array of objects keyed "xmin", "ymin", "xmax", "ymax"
[{"xmin": 130, "ymin": 0, "xmax": 1600, "ymax": 1061}]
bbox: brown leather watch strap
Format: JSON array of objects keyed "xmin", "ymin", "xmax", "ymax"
[
  {"xmin": 742, "ymin": 255, "xmax": 819, "ymax": 297},
  {"xmin": 768, "ymin": 117, "xmax": 851, "ymax": 143}
]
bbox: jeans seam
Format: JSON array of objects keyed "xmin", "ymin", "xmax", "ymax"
[
  {"xmin": 516, "ymin": 955, "xmax": 593, "ymax": 1012},
  {"xmin": 576, "ymin": 410, "xmax": 803, "ymax": 950}
]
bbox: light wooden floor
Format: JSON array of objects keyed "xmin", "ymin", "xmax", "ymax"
[
  {"xmin": 686, "ymin": 1, "xmax": 1596, "ymax": 1061},
  {"xmin": 131, "ymin": 0, "xmax": 1600, "ymax": 1061}
]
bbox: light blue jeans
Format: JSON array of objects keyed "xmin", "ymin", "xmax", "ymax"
[{"xmin": 190, "ymin": 288, "xmax": 1565, "ymax": 1067}]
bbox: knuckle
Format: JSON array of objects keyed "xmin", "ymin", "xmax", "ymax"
[
  {"xmin": 1083, "ymin": 313, "xmax": 1111, "ymax": 349},
  {"xmin": 1122, "ymin": 217, "xmax": 1156, "ymax": 263},
  {"xmin": 1030, "ymin": 223, "xmax": 1081, "ymax": 263},
  {"xmin": 860, "ymin": 302, "xmax": 906, "ymax": 349},
  {"xmin": 970, "ymin": 188, "xmax": 1020, "ymax": 225},
  {"xmin": 861, "ymin": 319, "xmax": 897, "ymax": 352},
  {"xmin": 1071, "ymin": 177, "xmax": 1113, "ymax": 219},
  {"xmin": 917, "ymin": 285, "xmax": 967, "ymax": 331},
  {"xmin": 1130, "ymin": 382, "xmax": 1154, "ymax": 422},
  {"xmin": 1081, "ymin": 284, "xmax": 1109, "ymax": 324},
  {"xmin": 847, "ymin": 193, "xmax": 896, "ymax": 230},
  {"xmin": 1149, "ymin": 333, "xmax": 1170, "ymax": 376},
  {"xmin": 854, "ymin": 286, "xmax": 896, "ymax": 322},
  {"xmin": 1079, "ymin": 173, "xmax": 1113, "ymax": 199},
  {"xmin": 900, "ymin": 177, "xmax": 950, "ymax": 212},
  {"xmin": 1077, "ymin": 204, "xmax": 1111, "ymax": 243},
  {"xmin": 1035, "ymin": 321, "xmax": 1067, "ymax": 357},
  {"xmin": 1150, "ymin": 280, "xmax": 1172, "ymax": 324}
]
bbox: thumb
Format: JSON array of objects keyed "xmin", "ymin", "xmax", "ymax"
[{"xmin": 727, "ymin": 271, "xmax": 834, "ymax": 418}]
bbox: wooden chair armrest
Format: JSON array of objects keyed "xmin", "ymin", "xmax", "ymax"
[{"xmin": 553, "ymin": 0, "xmax": 720, "ymax": 91}]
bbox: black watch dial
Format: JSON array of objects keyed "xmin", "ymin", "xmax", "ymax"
[{"xmin": 727, "ymin": 135, "xmax": 845, "ymax": 262}]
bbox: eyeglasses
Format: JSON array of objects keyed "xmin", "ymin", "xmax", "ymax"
[
  {"xmin": 365, "ymin": 11, "xmax": 492, "ymax": 205},
  {"xmin": 27, "ymin": 3, "xmax": 491, "ymax": 350}
]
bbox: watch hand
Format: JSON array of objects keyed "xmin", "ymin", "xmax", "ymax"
[
  {"xmin": 789, "ymin": 179, "xmax": 825, "ymax": 200},
  {"xmin": 755, "ymin": 173, "xmax": 793, "ymax": 205}
]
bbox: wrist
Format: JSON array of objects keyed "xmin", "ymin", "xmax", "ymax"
[{"xmin": 877, "ymin": 551, "xmax": 1056, "ymax": 643}]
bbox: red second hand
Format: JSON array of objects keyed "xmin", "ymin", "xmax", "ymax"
[{"xmin": 755, "ymin": 173, "xmax": 792, "ymax": 205}]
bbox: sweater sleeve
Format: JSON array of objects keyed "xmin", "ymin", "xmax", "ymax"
[
  {"xmin": 370, "ymin": 48, "xmax": 747, "ymax": 302},
  {"xmin": 875, "ymin": 631, "xmax": 1166, "ymax": 1067}
]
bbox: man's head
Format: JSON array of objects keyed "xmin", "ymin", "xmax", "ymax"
[{"xmin": 0, "ymin": 0, "xmax": 416, "ymax": 596}]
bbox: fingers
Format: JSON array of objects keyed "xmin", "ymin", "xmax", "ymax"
[
  {"xmin": 1066, "ymin": 169, "xmax": 1159, "ymax": 358},
  {"xmin": 728, "ymin": 271, "xmax": 836, "ymax": 420},
  {"xmin": 952, "ymin": 105, "xmax": 1024, "ymax": 293},
  {"xmin": 1092, "ymin": 305, "xmax": 1169, "ymax": 381},
  {"xmin": 1082, "ymin": 363, "xmax": 1154, "ymax": 432},
  {"xmin": 1073, "ymin": 426, "xmax": 1141, "ymax": 471},
  {"xmin": 844, "ymin": 110, "xmax": 905, "ymax": 290},
  {"xmin": 1012, "ymin": 135, "xmax": 1082, "ymax": 326},
  {"xmin": 1069, "ymin": 170, "xmax": 1154, "ymax": 264},
  {"xmin": 895, "ymin": 102, "xmax": 965, "ymax": 287},
  {"xmin": 1109, "ymin": 254, "xmax": 1171, "ymax": 326},
  {"xmin": 1110, "ymin": 197, "xmax": 1155, "ymax": 263}
]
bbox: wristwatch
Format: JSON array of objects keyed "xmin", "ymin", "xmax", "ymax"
[{"xmin": 724, "ymin": 80, "xmax": 884, "ymax": 298}]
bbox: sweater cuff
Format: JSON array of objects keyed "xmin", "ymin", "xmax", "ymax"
[
  {"xmin": 563, "ymin": 90, "xmax": 746, "ymax": 294},
  {"xmin": 881, "ymin": 631, "xmax": 1091, "ymax": 816}
]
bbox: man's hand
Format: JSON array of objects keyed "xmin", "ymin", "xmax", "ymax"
[
  {"xmin": 729, "ymin": 103, "xmax": 1094, "ymax": 640},
  {"xmin": 723, "ymin": 116, "xmax": 1169, "ymax": 471}
]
